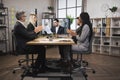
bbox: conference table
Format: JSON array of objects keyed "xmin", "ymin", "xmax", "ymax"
[
  {"xmin": 26, "ymin": 35, "xmax": 75, "ymax": 78},
  {"xmin": 27, "ymin": 35, "xmax": 75, "ymax": 46}
]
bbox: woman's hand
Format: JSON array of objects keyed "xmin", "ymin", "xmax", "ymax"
[
  {"xmin": 67, "ymin": 29, "xmax": 76, "ymax": 36},
  {"xmin": 34, "ymin": 26, "xmax": 43, "ymax": 33},
  {"xmin": 66, "ymin": 29, "xmax": 71, "ymax": 34}
]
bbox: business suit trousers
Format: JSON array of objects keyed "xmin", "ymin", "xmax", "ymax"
[
  {"xmin": 59, "ymin": 45, "xmax": 72, "ymax": 61},
  {"xmin": 60, "ymin": 45, "xmax": 72, "ymax": 73},
  {"xmin": 26, "ymin": 45, "xmax": 46, "ymax": 69},
  {"xmin": 58, "ymin": 45, "xmax": 64, "ymax": 60}
]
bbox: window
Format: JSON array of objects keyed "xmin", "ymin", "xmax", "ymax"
[
  {"xmin": 67, "ymin": 0, "xmax": 76, "ymax": 7},
  {"xmin": 57, "ymin": 0, "xmax": 83, "ymax": 30},
  {"xmin": 58, "ymin": 0, "xmax": 66, "ymax": 9},
  {"xmin": 77, "ymin": 7, "xmax": 82, "ymax": 17},
  {"xmin": 58, "ymin": 9, "xmax": 66, "ymax": 18},
  {"xmin": 67, "ymin": 8, "xmax": 76, "ymax": 18}
]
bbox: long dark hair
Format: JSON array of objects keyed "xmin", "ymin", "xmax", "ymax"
[{"xmin": 76, "ymin": 12, "xmax": 93, "ymax": 41}]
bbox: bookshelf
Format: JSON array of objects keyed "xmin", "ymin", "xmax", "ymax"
[
  {"xmin": 0, "ymin": 7, "xmax": 9, "ymax": 53},
  {"xmin": 42, "ymin": 12, "xmax": 55, "ymax": 18},
  {"xmin": 91, "ymin": 17, "xmax": 120, "ymax": 56}
]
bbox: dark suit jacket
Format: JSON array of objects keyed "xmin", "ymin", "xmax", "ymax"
[
  {"xmin": 27, "ymin": 22, "xmax": 35, "ymax": 31},
  {"xmin": 27, "ymin": 22, "xmax": 41, "ymax": 35},
  {"xmin": 14, "ymin": 21, "xmax": 37, "ymax": 54},
  {"xmin": 51, "ymin": 26, "xmax": 65, "ymax": 34}
]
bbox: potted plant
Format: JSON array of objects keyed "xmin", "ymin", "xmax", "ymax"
[
  {"xmin": 47, "ymin": 6, "xmax": 54, "ymax": 13},
  {"xmin": 109, "ymin": 6, "xmax": 118, "ymax": 12},
  {"xmin": 66, "ymin": 15, "xmax": 74, "ymax": 25},
  {"xmin": 109, "ymin": 6, "xmax": 118, "ymax": 17}
]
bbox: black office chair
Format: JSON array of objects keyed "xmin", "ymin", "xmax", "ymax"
[
  {"xmin": 12, "ymin": 30, "xmax": 34, "ymax": 80},
  {"xmin": 72, "ymin": 33, "xmax": 95, "ymax": 80}
]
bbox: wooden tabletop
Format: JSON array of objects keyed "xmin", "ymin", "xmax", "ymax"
[{"xmin": 27, "ymin": 37, "xmax": 75, "ymax": 45}]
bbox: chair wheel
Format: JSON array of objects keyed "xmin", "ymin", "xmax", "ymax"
[
  {"xmin": 84, "ymin": 74, "xmax": 88, "ymax": 77},
  {"xmin": 13, "ymin": 70, "xmax": 16, "ymax": 74},
  {"xmin": 19, "ymin": 63, "xmax": 21, "ymax": 66},
  {"xmin": 92, "ymin": 70, "xmax": 96, "ymax": 73}
]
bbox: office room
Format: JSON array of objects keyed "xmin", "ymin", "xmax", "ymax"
[{"xmin": 0, "ymin": 0, "xmax": 120, "ymax": 80}]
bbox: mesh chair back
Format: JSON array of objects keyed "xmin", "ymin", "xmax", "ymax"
[
  {"xmin": 12, "ymin": 30, "xmax": 25, "ymax": 55},
  {"xmin": 87, "ymin": 32, "xmax": 94, "ymax": 53},
  {"xmin": 12, "ymin": 30, "xmax": 17, "ymax": 54}
]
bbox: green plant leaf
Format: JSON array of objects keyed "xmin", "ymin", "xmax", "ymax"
[
  {"xmin": 66, "ymin": 15, "xmax": 74, "ymax": 25},
  {"xmin": 109, "ymin": 6, "xmax": 117, "ymax": 12}
]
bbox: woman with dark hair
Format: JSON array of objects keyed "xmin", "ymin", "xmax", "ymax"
[
  {"xmin": 61, "ymin": 12, "xmax": 93, "ymax": 73},
  {"xmin": 67, "ymin": 12, "xmax": 93, "ymax": 52}
]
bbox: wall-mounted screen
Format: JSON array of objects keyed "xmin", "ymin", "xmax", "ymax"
[{"xmin": 42, "ymin": 18, "xmax": 70, "ymax": 34}]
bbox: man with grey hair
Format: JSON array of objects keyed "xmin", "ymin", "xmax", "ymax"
[{"xmin": 14, "ymin": 11, "xmax": 46, "ymax": 73}]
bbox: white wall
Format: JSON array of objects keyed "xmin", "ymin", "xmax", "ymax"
[
  {"xmin": 2, "ymin": 0, "xmax": 52, "ymax": 52},
  {"xmin": 86, "ymin": 0, "xmax": 120, "ymax": 18},
  {"xmin": 3, "ymin": 0, "xmax": 52, "ymax": 28}
]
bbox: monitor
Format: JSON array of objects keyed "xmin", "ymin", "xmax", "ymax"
[{"xmin": 42, "ymin": 18, "xmax": 70, "ymax": 34}]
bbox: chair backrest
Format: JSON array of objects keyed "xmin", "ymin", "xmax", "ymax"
[
  {"xmin": 12, "ymin": 30, "xmax": 17, "ymax": 54},
  {"xmin": 12, "ymin": 30, "xmax": 24, "ymax": 55},
  {"xmin": 87, "ymin": 32, "xmax": 94, "ymax": 53}
]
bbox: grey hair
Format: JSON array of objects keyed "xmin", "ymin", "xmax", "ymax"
[{"xmin": 15, "ymin": 11, "xmax": 25, "ymax": 20}]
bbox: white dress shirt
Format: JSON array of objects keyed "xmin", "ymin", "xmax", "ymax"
[{"xmin": 55, "ymin": 26, "xmax": 59, "ymax": 33}]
